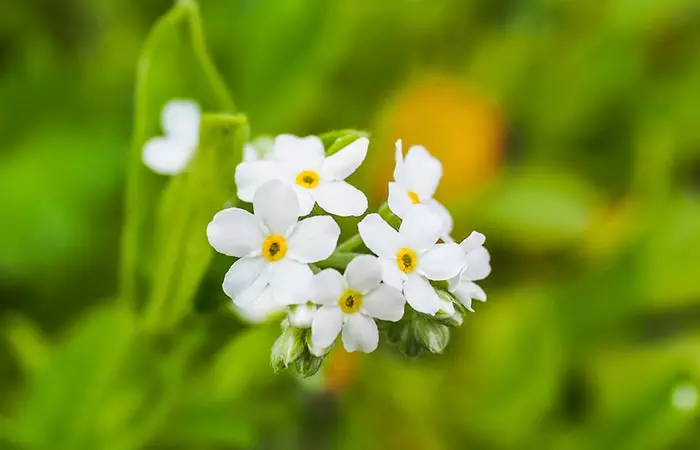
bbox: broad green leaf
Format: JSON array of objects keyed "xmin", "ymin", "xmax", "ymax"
[
  {"xmin": 143, "ymin": 114, "xmax": 248, "ymax": 331},
  {"xmin": 15, "ymin": 306, "xmax": 201, "ymax": 450},
  {"xmin": 120, "ymin": 0, "xmax": 235, "ymax": 310},
  {"xmin": 2, "ymin": 314, "xmax": 49, "ymax": 375},
  {"xmin": 319, "ymin": 129, "xmax": 369, "ymax": 155},
  {"xmin": 458, "ymin": 168, "xmax": 602, "ymax": 250},
  {"xmin": 16, "ymin": 307, "xmax": 135, "ymax": 449}
]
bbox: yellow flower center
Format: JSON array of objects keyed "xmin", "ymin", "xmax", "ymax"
[
  {"xmin": 407, "ymin": 191, "xmax": 420, "ymax": 204},
  {"xmin": 295, "ymin": 170, "xmax": 320, "ymax": 189},
  {"xmin": 261, "ymin": 234, "xmax": 287, "ymax": 262},
  {"xmin": 396, "ymin": 248, "xmax": 418, "ymax": 273},
  {"xmin": 338, "ymin": 289, "xmax": 363, "ymax": 314}
]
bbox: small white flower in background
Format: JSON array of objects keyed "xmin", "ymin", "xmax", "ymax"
[
  {"xmin": 671, "ymin": 382, "xmax": 698, "ymax": 412},
  {"xmin": 236, "ymin": 134, "xmax": 369, "ymax": 217},
  {"xmin": 388, "ymin": 139, "xmax": 453, "ymax": 236},
  {"xmin": 448, "ymin": 231, "xmax": 491, "ymax": 311},
  {"xmin": 207, "ymin": 180, "xmax": 340, "ymax": 309},
  {"xmin": 358, "ymin": 205, "xmax": 465, "ymax": 315},
  {"xmin": 311, "ymin": 255, "xmax": 405, "ymax": 353},
  {"xmin": 142, "ymin": 100, "xmax": 200, "ymax": 175},
  {"xmin": 243, "ymin": 136, "xmax": 275, "ymax": 162}
]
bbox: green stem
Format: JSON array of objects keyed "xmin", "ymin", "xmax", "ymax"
[
  {"xmin": 120, "ymin": 3, "xmax": 189, "ymax": 306},
  {"xmin": 335, "ymin": 234, "xmax": 363, "ymax": 253},
  {"xmin": 181, "ymin": 0, "xmax": 236, "ymax": 112},
  {"xmin": 334, "ymin": 202, "xmax": 392, "ymax": 254},
  {"xmin": 316, "ymin": 252, "xmax": 362, "ymax": 270}
]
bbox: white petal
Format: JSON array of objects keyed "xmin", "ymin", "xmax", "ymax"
[
  {"xmin": 222, "ymin": 257, "xmax": 268, "ymax": 305},
  {"xmin": 358, "ymin": 214, "xmax": 401, "ymax": 258},
  {"xmin": 425, "ymin": 198, "xmax": 454, "ymax": 236},
  {"xmin": 342, "ymin": 314, "xmax": 378, "ymax": 353},
  {"xmin": 287, "ymin": 216, "xmax": 340, "ymax": 263},
  {"xmin": 232, "ymin": 275, "xmax": 270, "ymax": 309},
  {"xmin": 272, "ymin": 134, "xmax": 325, "ymax": 171},
  {"xmin": 463, "ymin": 246, "xmax": 492, "ymax": 281},
  {"xmin": 243, "ymin": 143, "xmax": 259, "ymax": 162},
  {"xmin": 345, "ymin": 255, "xmax": 382, "ymax": 293},
  {"xmin": 362, "ymin": 284, "xmax": 405, "ymax": 321},
  {"xmin": 451, "ymin": 280, "xmax": 487, "ymax": 311},
  {"xmin": 460, "ymin": 231, "xmax": 486, "ymax": 253},
  {"xmin": 162, "ymin": 100, "xmax": 200, "ymax": 145},
  {"xmin": 379, "ymin": 258, "xmax": 405, "ymax": 290},
  {"xmin": 142, "ymin": 137, "xmax": 194, "ymax": 175},
  {"xmin": 288, "ymin": 303, "xmax": 317, "ymax": 328},
  {"xmin": 291, "ymin": 185, "xmax": 316, "ymax": 216},
  {"xmin": 393, "ymin": 139, "xmax": 404, "ymax": 182},
  {"xmin": 207, "ymin": 208, "xmax": 265, "ymax": 257},
  {"xmin": 268, "ymin": 259, "xmax": 313, "ymax": 305},
  {"xmin": 418, "ymin": 243, "xmax": 465, "ymax": 281},
  {"xmin": 469, "ymin": 282, "xmax": 487, "ymax": 302},
  {"xmin": 403, "ymin": 273, "xmax": 442, "ymax": 315},
  {"xmin": 308, "ymin": 341, "xmax": 328, "ymax": 357},
  {"xmin": 235, "ymin": 161, "xmax": 281, "ymax": 202},
  {"xmin": 399, "ymin": 204, "xmax": 443, "ymax": 253},
  {"xmin": 235, "ymin": 288, "xmax": 284, "ymax": 323},
  {"xmin": 312, "ymin": 181, "xmax": 367, "ymax": 217},
  {"xmin": 401, "ymin": 145, "xmax": 442, "ymax": 199},
  {"xmin": 439, "ymin": 298, "xmax": 456, "ymax": 316},
  {"xmin": 311, "ymin": 305, "xmax": 344, "ymax": 349},
  {"xmin": 253, "ymin": 180, "xmax": 300, "ymax": 235},
  {"xmin": 321, "ymin": 137, "xmax": 369, "ymax": 180},
  {"xmin": 310, "ymin": 269, "xmax": 345, "ymax": 305},
  {"xmin": 387, "ymin": 182, "xmax": 413, "ymax": 220}
]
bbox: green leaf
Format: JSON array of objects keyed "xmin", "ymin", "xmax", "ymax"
[
  {"xmin": 319, "ymin": 129, "xmax": 369, "ymax": 156},
  {"xmin": 15, "ymin": 305, "xmax": 202, "ymax": 450},
  {"xmin": 16, "ymin": 307, "xmax": 135, "ymax": 449},
  {"xmin": 120, "ymin": 0, "xmax": 235, "ymax": 310},
  {"xmin": 2, "ymin": 314, "xmax": 49, "ymax": 375},
  {"xmin": 143, "ymin": 114, "xmax": 248, "ymax": 331}
]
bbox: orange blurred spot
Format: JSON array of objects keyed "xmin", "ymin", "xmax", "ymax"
[
  {"xmin": 324, "ymin": 345, "xmax": 359, "ymax": 393},
  {"xmin": 376, "ymin": 76, "xmax": 504, "ymax": 202}
]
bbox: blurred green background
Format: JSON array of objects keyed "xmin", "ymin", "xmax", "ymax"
[{"xmin": 2, "ymin": 0, "xmax": 700, "ymax": 448}]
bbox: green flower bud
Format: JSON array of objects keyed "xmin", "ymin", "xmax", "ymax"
[
  {"xmin": 414, "ymin": 318, "xmax": 450, "ymax": 354},
  {"xmin": 271, "ymin": 325, "xmax": 306, "ymax": 372},
  {"xmin": 386, "ymin": 320, "xmax": 409, "ymax": 345},
  {"xmin": 294, "ymin": 349, "xmax": 324, "ymax": 378},
  {"xmin": 398, "ymin": 322, "xmax": 423, "ymax": 358}
]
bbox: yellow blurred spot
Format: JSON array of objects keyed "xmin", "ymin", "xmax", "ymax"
[
  {"xmin": 376, "ymin": 76, "xmax": 503, "ymax": 202},
  {"xmin": 324, "ymin": 345, "xmax": 359, "ymax": 393}
]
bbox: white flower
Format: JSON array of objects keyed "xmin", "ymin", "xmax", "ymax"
[
  {"xmin": 310, "ymin": 255, "xmax": 405, "ymax": 353},
  {"xmin": 358, "ymin": 205, "xmax": 465, "ymax": 315},
  {"xmin": 243, "ymin": 136, "xmax": 274, "ymax": 162},
  {"xmin": 207, "ymin": 180, "xmax": 340, "ymax": 309},
  {"xmin": 142, "ymin": 100, "xmax": 200, "ymax": 175},
  {"xmin": 448, "ymin": 231, "xmax": 491, "ymax": 311},
  {"xmin": 235, "ymin": 134, "xmax": 369, "ymax": 217},
  {"xmin": 388, "ymin": 139, "xmax": 453, "ymax": 236}
]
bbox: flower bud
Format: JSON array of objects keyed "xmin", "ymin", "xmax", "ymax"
[
  {"xmin": 436, "ymin": 290, "xmax": 463, "ymax": 327},
  {"xmin": 288, "ymin": 303, "xmax": 317, "ymax": 328},
  {"xmin": 294, "ymin": 349, "xmax": 324, "ymax": 378},
  {"xmin": 414, "ymin": 318, "xmax": 450, "ymax": 354},
  {"xmin": 271, "ymin": 325, "xmax": 306, "ymax": 372}
]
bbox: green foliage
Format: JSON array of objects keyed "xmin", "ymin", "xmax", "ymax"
[
  {"xmin": 143, "ymin": 113, "xmax": 248, "ymax": 331},
  {"xmin": 2, "ymin": 0, "xmax": 700, "ymax": 449}
]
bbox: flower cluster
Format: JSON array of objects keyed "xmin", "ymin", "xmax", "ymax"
[{"xmin": 144, "ymin": 100, "xmax": 491, "ymax": 377}]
